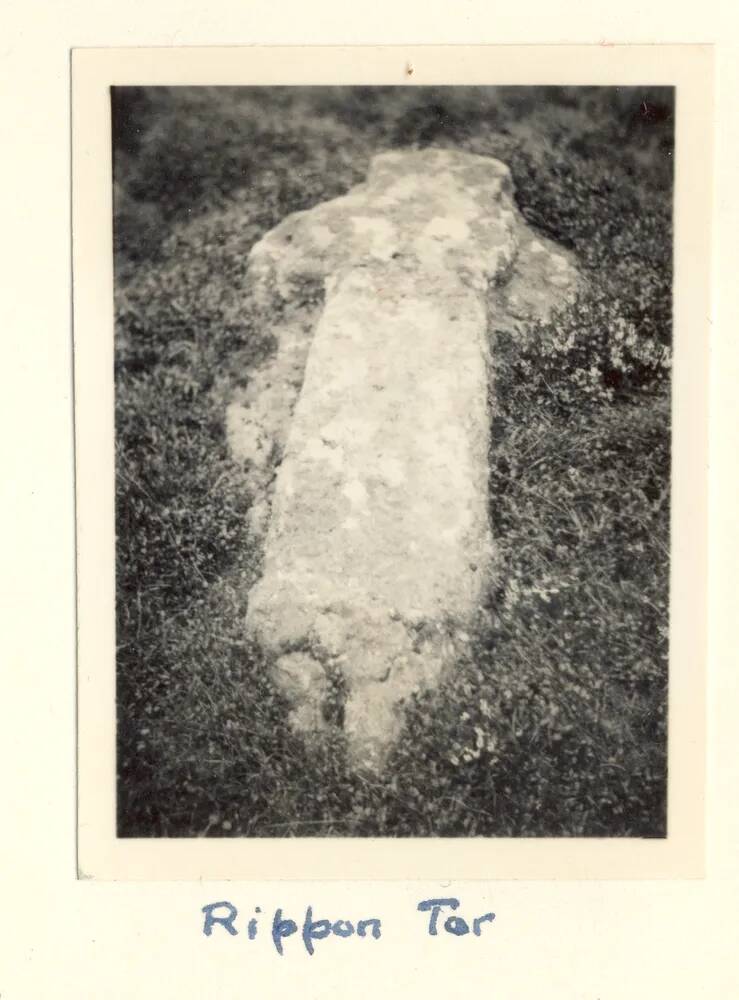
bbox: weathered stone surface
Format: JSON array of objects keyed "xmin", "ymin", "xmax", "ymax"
[
  {"xmin": 226, "ymin": 304, "xmax": 315, "ymax": 540},
  {"xmin": 229, "ymin": 148, "xmax": 581, "ymax": 767}
]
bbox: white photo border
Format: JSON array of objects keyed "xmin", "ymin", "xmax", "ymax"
[{"xmin": 73, "ymin": 44, "xmax": 712, "ymax": 880}]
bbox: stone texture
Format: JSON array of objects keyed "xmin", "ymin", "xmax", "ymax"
[
  {"xmin": 226, "ymin": 304, "xmax": 315, "ymax": 540},
  {"xmin": 229, "ymin": 148, "xmax": 581, "ymax": 768}
]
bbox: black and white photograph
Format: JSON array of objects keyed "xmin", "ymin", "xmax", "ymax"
[
  {"xmin": 111, "ymin": 83, "xmax": 675, "ymax": 840},
  {"xmin": 4, "ymin": 3, "xmax": 733, "ymax": 990}
]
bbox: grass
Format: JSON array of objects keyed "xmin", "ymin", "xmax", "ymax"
[{"xmin": 114, "ymin": 85, "xmax": 673, "ymax": 837}]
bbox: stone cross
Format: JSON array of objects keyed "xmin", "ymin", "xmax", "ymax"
[{"xmin": 227, "ymin": 149, "xmax": 580, "ymax": 768}]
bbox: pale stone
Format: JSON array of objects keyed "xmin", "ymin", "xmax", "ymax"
[{"xmin": 232, "ymin": 148, "xmax": 581, "ymax": 767}]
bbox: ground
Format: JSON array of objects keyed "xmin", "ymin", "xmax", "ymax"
[{"xmin": 113, "ymin": 85, "xmax": 673, "ymax": 837}]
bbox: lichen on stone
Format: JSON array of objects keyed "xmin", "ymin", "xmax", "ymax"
[{"xmin": 228, "ymin": 148, "xmax": 582, "ymax": 768}]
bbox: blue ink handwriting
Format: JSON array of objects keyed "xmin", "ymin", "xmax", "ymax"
[
  {"xmin": 417, "ymin": 897, "xmax": 495, "ymax": 937},
  {"xmin": 201, "ymin": 898, "xmax": 494, "ymax": 955}
]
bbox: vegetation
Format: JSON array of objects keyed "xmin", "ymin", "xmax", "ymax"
[{"xmin": 114, "ymin": 85, "xmax": 672, "ymax": 836}]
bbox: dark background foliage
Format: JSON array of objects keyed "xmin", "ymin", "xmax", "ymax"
[{"xmin": 113, "ymin": 85, "xmax": 673, "ymax": 837}]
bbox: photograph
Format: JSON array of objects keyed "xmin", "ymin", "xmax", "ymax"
[
  {"xmin": 111, "ymin": 83, "xmax": 674, "ymax": 840},
  {"xmin": 3, "ymin": 11, "xmax": 730, "ymax": 995}
]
